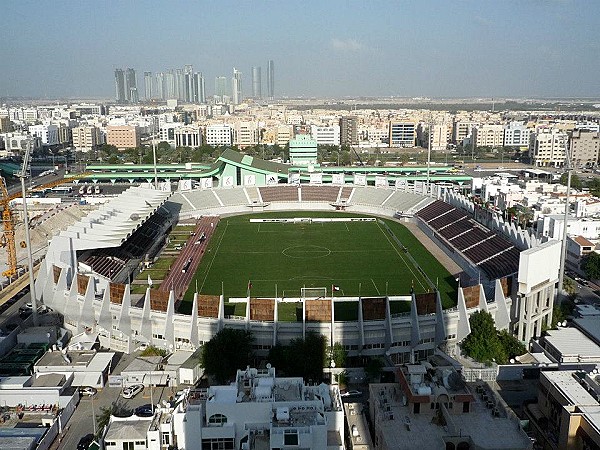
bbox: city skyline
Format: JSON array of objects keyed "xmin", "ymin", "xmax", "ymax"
[{"xmin": 1, "ymin": 1, "xmax": 600, "ymax": 99}]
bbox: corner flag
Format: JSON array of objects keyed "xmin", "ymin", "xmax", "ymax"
[{"xmin": 332, "ymin": 285, "xmax": 340, "ymax": 292}]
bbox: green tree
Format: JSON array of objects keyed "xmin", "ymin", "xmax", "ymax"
[
  {"xmin": 202, "ymin": 328, "xmax": 254, "ymax": 384},
  {"xmin": 268, "ymin": 332, "xmax": 327, "ymax": 382},
  {"xmin": 498, "ymin": 330, "xmax": 526, "ymax": 361},
  {"xmin": 588, "ymin": 178, "xmax": 600, "ymax": 197},
  {"xmin": 560, "ymin": 173, "xmax": 583, "ymax": 191},
  {"xmin": 140, "ymin": 345, "xmax": 167, "ymax": 357},
  {"xmin": 331, "ymin": 342, "xmax": 347, "ymax": 368},
  {"xmin": 462, "ymin": 311, "xmax": 507, "ymax": 364},
  {"xmin": 584, "ymin": 252, "xmax": 600, "ymax": 280}
]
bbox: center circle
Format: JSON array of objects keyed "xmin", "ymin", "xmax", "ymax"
[{"xmin": 282, "ymin": 245, "xmax": 331, "ymax": 259}]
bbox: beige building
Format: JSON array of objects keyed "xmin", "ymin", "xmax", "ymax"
[
  {"xmin": 529, "ymin": 128, "xmax": 568, "ymax": 167},
  {"xmin": 106, "ymin": 125, "xmax": 140, "ymax": 149},
  {"xmin": 570, "ymin": 130, "xmax": 600, "ymax": 167},
  {"xmin": 526, "ymin": 370, "xmax": 600, "ymax": 449},
  {"xmin": 473, "ymin": 124, "xmax": 504, "ymax": 148},
  {"xmin": 233, "ymin": 121, "xmax": 258, "ymax": 148},
  {"xmin": 72, "ymin": 125, "xmax": 102, "ymax": 152}
]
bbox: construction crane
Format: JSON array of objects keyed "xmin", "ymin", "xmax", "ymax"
[
  {"xmin": 0, "ymin": 177, "xmax": 17, "ymax": 278},
  {"xmin": 0, "ymin": 153, "xmax": 89, "ymax": 278}
]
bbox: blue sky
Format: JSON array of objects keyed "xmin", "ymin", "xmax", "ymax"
[{"xmin": 1, "ymin": 0, "xmax": 599, "ymax": 99}]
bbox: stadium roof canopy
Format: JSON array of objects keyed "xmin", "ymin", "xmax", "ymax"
[{"xmin": 57, "ymin": 186, "xmax": 171, "ymax": 251}]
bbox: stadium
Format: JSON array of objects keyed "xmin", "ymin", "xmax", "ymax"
[{"xmin": 35, "ymin": 150, "xmax": 561, "ymax": 364}]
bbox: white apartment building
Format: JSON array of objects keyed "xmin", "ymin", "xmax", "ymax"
[
  {"xmin": 102, "ymin": 366, "xmax": 345, "ymax": 450},
  {"xmin": 473, "ymin": 124, "xmax": 504, "ymax": 148},
  {"xmin": 205, "ymin": 124, "xmax": 233, "ymax": 146},
  {"xmin": 537, "ymin": 215, "xmax": 600, "ymax": 240},
  {"xmin": 504, "ymin": 122, "xmax": 531, "ymax": 147},
  {"xmin": 529, "ymin": 128, "xmax": 568, "ymax": 167},
  {"xmin": 29, "ymin": 123, "xmax": 59, "ymax": 146},
  {"xmin": 310, "ymin": 124, "xmax": 340, "ymax": 145},
  {"xmin": 233, "ymin": 122, "xmax": 258, "ymax": 148},
  {"xmin": 159, "ymin": 122, "xmax": 181, "ymax": 147},
  {"xmin": 175, "ymin": 125, "xmax": 202, "ymax": 148},
  {"xmin": 72, "ymin": 125, "xmax": 102, "ymax": 152}
]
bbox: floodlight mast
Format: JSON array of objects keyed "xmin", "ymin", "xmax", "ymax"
[
  {"xmin": 557, "ymin": 138, "xmax": 572, "ymax": 306},
  {"xmin": 18, "ymin": 143, "xmax": 39, "ymax": 326}
]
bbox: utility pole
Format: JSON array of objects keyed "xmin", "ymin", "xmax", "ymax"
[{"xmin": 18, "ymin": 143, "xmax": 38, "ymax": 326}]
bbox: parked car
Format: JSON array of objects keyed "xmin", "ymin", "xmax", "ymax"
[
  {"xmin": 135, "ymin": 404, "xmax": 154, "ymax": 417},
  {"xmin": 79, "ymin": 386, "xmax": 97, "ymax": 397},
  {"xmin": 122, "ymin": 384, "xmax": 144, "ymax": 399},
  {"xmin": 340, "ymin": 390, "xmax": 362, "ymax": 398},
  {"xmin": 77, "ymin": 433, "xmax": 94, "ymax": 450}
]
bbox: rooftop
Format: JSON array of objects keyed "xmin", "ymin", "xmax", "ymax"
[
  {"xmin": 372, "ymin": 382, "xmax": 531, "ymax": 450},
  {"xmin": 104, "ymin": 417, "xmax": 152, "ymax": 441},
  {"xmin": 544, "ymin": 327, "xmax": 600, "ymax": 361}
]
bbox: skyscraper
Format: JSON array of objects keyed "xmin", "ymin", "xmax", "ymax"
[
  {"xmin": 184, "ymin": 64, "xmax": 194, "ymax": 102},
  {"xmin": 214, "ymin": 76, "xmax": 228, "ymax": 103},
  {"xmin": 232, "ymin": 68, "xmax": 243, "ymax": 105},
  {"xmin": 114, "ymin": 69, "xmax": 126, "ymax": 103},
  {"xmin": 252, "ymin": 66, "xmax": 262, "ymax": 99},
  {"xmin": 125, "ymin": 68, "xmax": 137, "ymax": 103},
  {"xmin": 165, "ymin": 70, "xmax": 175, "ymax": 99},
  {"xmin": 267, "ymin": 60, "xmax": 274, "ymax": 100},
  {"xmin": 194, "ymin": 72, "xmax": 206, "ymax": 103},
  {"xmin": 155, "ymin": 72, "xmax": 165, "ymax": 100},
  {"xmin": 175, "ymin": 68, "xmax": 184, "ymax": 101},
  {"xmin": 144, "ymin": 72, "xmax": 153, "ymax": 100}
]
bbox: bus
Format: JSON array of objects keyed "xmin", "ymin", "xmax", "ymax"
[{"xmin": 51, "ymin": 186, "xmax": 73, "ymax": 195}]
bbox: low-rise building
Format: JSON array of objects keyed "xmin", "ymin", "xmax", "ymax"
[
  {"xmin": 106, "ymin": 125, "xmax": 140, "ymax": 149},
  {"xmin": 33, "ymin": 349, "xmax": 115, "ymax": 388},
  {"xmin": 205, "ymin": 124, "xmax": 233, "ymax": 146},
  {"xmin": 526, "ymin": 370, "xmax": 600, "ymax": 449},
  {"xmin": 370, "ymin": 362, "xmax": 531, "ymax": 449}
]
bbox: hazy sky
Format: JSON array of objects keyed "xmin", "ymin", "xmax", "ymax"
[{"xmin": 2, "ymin": 0, "xmax": 599, "ymax": 99}]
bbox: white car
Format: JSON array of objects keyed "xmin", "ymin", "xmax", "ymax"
[
  {"xmin": 122, "ymin": 384, "xmax": 144, "ymax": 399},
  {"xmin": 340, "ymin": 390, "xmax": 362, "ymax": 398}
]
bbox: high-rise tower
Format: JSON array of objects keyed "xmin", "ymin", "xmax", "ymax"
[
  {"xmin": 194, "ymin": 73, "xmax": 206, "ymax": 103},
  {"xmin": 215, "ymin": 76, "xmax": 228, "ymax": 103},
  {"xmin": 232, "ymin": 68, "xmax": 243, "ymax": 105},
  {"xmin": 125, "ymin": 68, "xmax": 137, "ymax": 103},
  {"xmin": 252, "ymin": 66, "xmax": 262, "ymax": 99},
  {"xmin": 115, "ymin": 69, "xmax": 126, "ymax": 103},
  {"xmin": 267, "ymin": 60, "xmax": 274, "ymax": 100},
  {"xmin": 144, "ymin": 72, "xmax": 153, "ymax": 100}
]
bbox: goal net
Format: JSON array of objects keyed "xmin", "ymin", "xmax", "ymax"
[{"xmin": 301, "ymin": 287, "xmax": 328, "ymax": 299}]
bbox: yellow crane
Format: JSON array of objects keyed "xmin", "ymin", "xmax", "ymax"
[{"xmin": 0, "ymin": 171, "xmax": 90, "ymax": 278}]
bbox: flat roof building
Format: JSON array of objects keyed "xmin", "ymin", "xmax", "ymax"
[{"xmin": 106, "ymin": 125, "xmax": 140, "ymax": 150}]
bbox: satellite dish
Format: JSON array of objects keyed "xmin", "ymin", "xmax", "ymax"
[{"xmin": 130, "ymin": 213, "xmax": 140, "ymax": 221}]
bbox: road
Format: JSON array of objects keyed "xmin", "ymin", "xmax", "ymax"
[{"xmin": 55, "ymin": 351, "xmax": 177, "ymax": 450}]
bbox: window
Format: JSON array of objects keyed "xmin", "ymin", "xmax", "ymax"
[
  {"xmin": 161, "ymin": 433, "xmax": 170, "ymax": 445},
  {"xmin": 208, "ymin": 413, "xmax": 228, "ymax": 426},
  {"xmin": 122, "ymin": 443, "xmax": 134, "ymax": 450},
  {"xmin": 284, "ymin": 430, "xmax": 299, "ymax": 446}
]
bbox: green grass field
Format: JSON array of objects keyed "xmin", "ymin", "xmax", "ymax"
[{"xmin": 180, "ymin": 212, "xmax": 457, "ymax": 309}]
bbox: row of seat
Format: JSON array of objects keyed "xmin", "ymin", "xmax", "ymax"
[{"xmin": 417, "ymin": 200, "xmax": 520, "ymax": 279}]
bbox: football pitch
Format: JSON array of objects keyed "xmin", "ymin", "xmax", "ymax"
[{"xmin": 181, "ymin": 211, "xmax": 457, "ymax": 308}]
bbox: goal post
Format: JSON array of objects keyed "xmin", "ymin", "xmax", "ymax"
[{"xmin": 301, "ymin": 287, "xmax": 328, "ymax": 299}]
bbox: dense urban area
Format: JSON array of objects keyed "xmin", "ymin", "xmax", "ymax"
[{"xmin": 1, "ymin": 63, "xmax": 600, "ymax": 450}]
